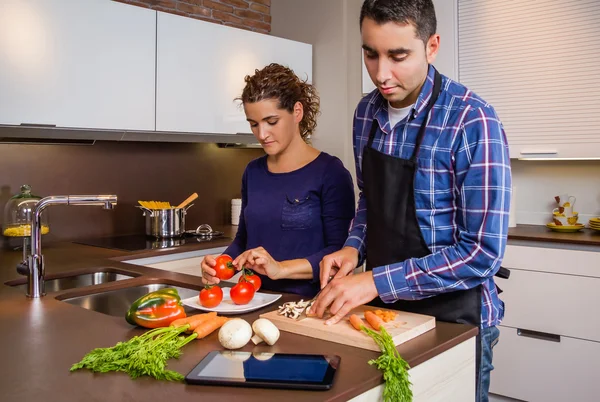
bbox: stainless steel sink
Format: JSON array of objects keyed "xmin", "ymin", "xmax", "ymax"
[
  {"xmin": 7, "ymin": 269, "xmax": 138, "ymax": 293},
  {"xmin": 58, "ymin": 284, "xmax": 200, "ymax": 317}
]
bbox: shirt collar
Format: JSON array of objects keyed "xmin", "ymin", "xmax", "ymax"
[{"xmin": 370, "ymin": 64, "xmax": 437, "ymax": 134}]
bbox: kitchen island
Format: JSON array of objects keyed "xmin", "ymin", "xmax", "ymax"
[{"xmin": 0, "ymin": 231, "xmax": 478, "ymax": 402}]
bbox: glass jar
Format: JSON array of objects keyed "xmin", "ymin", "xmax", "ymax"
[{"xmin": 2, "ymin": 185, "xmax": 49, "ymax": 238}]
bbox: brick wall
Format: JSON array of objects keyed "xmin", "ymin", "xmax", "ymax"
[{"xmin": 115, "ymin": 0, "xmax": 271, "ymax": 33}]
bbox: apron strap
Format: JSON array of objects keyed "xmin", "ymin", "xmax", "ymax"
[
  {"xmin": 410, "ymin": 69, "xmax": 442, "ymax": 162},
  {"xmin": 366, "ymin": 114, "xmax": 379, "ymax": 149}
]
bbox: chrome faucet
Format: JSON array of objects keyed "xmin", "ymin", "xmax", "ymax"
[{"xmin": 23, "ymin": 195, "xmax": 117, "ymax": 298}]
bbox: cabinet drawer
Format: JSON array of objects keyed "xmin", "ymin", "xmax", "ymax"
[
  {"xmin": 503, "ymin": 245, "xmax": 600, "ymax": 278},
  {"xmin": 491, "ymin": 326, "xmax": 600, "ymax": 402},
  {"xmin": 499, "ymin": 268, "xmax": 600, "ymax": 342}
]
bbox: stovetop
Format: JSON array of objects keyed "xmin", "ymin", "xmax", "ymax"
[{"xmin": 73, "ymin": 233, "xmax": 230, "ymax": 252}]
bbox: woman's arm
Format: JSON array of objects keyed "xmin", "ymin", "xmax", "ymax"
[{"xmin": 303, "ymin": 158, "xmax": 356, "ymax": 282}]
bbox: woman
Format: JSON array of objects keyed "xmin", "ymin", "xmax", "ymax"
[{"xmin": 201, "ymin": 63, "xmax": 355, "ymax": 298}]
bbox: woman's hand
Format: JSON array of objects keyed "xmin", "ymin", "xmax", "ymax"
[
  {"xmin": 233, "ymin": 247, "xmax": 285, "ymax": 280},
  {"xmin": 200, "ymin": 254, "xmax": 220, "ymax": 285}
]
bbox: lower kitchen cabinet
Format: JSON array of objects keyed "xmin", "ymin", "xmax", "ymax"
[
  {"xmin": 491, "ymin": 243, "xmax": 600, "ymax": 401},
  {"xmin": 491, "ymin": 326, "xmax": 600, "ymax": 402}
]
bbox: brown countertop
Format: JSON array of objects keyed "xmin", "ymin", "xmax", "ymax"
[
  {"xmin": 508, "ymin": 224, "xmax": 600, "ymax": 246},
  {"xmin": 0, "ymin": 226, "xmax": 477, "ymax": 402}
]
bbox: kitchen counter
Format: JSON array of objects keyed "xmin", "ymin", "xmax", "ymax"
[
  {"xmin": 0, "ymin": 227, "xmax": 478, "ymax": 402},
  {"xmin": 508, "ymin": 224, "xmax": 600, "ymax": 247}
]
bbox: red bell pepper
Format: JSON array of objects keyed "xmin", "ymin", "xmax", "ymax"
[{"xmin": 125, "ymin": 288, "xmax": 186, "ymax": 329}]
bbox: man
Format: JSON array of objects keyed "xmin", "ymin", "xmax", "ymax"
[{"xmin": 310, "ymin": 1, "xmax": 511, "ymax": 401}]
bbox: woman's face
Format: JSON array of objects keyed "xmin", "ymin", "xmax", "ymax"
[{"xmin": 244, "ymin": 99, "xmax": 303, "ymax": 156}]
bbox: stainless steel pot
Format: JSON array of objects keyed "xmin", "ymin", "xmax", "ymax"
[{"xmin": 137, "ymin": 205, "xmax": 194, "ymax": 238}]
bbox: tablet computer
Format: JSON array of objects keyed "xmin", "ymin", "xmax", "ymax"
[{"xmin": 185, "ymin": 351, "xmax": 340, "ymax": 390}]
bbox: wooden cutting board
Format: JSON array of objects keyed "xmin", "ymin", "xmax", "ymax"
[{"xmin": 260, "ymin": 305, "xmax": 436, "ymax": 352}]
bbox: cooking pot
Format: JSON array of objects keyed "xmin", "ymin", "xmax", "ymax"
[{"xmin": 137, "ymin": 205, "xmax": 194, "ymax": 238}]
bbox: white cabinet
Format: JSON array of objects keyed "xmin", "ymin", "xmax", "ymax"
[
  {"xmin": 458, "ymin": 0, "xmax": 600, "ymax": 159},
  {"xmin": 491, "ymin": 326, "xmax": 600, "ymax": 402},
  {"xmin": 361, "ymin": 0, "xmax": 458, "ymax": 95},
  {"xmin": 0, "ymin": 0, "xmax": 156, "ymax": 131},
  {"xmin": 490, "ymin": 243, "xmax": 600, "ymax": 401},
  {"xmin": 156, "ymin": 11, "xmax": 312, "ymax": 135}
]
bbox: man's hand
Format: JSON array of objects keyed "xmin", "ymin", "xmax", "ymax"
[
  {"xmin": 319, "ymin": 246, "xmax": 359, "ymax": 289},
  {"xmin": 233, "ymin": 247, "xmax": 285, "ymax": 280},
  {"xmin": 309, "ymin": 271, "xmax": 379, "ymax": 325}
]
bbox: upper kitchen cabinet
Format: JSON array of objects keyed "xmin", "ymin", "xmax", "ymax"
[
  {"xmin": 156, "ymin": 11, "xmax": 312, "ymax": 135},
  {"xmin": 458, "ymin": 0, "xmax": 600, "ymax": 159},
  {"xmin": 361, "ymin": 0, "xmax": 458, "ymax": 95},
  {"xmin": 0, "ymin": 0, "xmax": 156, "ymax": 131}
]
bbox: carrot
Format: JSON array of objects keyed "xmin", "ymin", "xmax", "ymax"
[
  {"xmin": 170, "ymin": 317, "xmax": 192, "ymax": 328},
  {"xmin": 170, "ymin": 311, "xmax": 218, "ymax": 331},
  {"xmin": 349, "ymin": 314, "xmax": 366, "ymax": 331},
  {"xmin": 187, "ymin": 312, "xmax": 218, "ymax": 331},
  {"xmin": 193, "ymin": 316, "xmax": 229, "ymax": 339},
  {"xmin": 364, "ymin": 310, "xmax": 384, "ymax": 331},
  {"xmin": 373, "ymin": 309, "xmax": 398, "ymax": 323}
]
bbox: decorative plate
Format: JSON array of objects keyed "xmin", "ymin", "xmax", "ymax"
[{"xmin": 546, "ymin": 223, "xmax": 585, "ymax": 232}]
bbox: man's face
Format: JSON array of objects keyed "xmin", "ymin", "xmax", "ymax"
[{"xmin": 361, "ymin": 17, "xmax": 439, "ymax": 108}]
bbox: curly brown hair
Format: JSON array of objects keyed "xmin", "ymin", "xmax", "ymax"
[{"xmin": 237, "ymin": 63, "xmax": 320, "ymax": 142}]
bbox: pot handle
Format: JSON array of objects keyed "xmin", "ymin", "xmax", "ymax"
[
  {"xmin": 183, "ymin": 203, "xmax": 195, "ymax": 213},
  {"xmin": 136, "ymin": 205, "xmax": 154, "ymax": 217}
]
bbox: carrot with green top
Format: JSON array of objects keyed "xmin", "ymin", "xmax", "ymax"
[
  {"xmin": 193, "ymin": 316, "xmax": 229, "ymax": 339},
  {"xmin": 171, "ymin": 312, "xmax": 217, "ymax": 332},
  {"xmin": 349, "ymin": 314, "xmax": 366, "ymax": 331},
  {"xmin": 364, "ymin": 310, "xmax": 384, "ymax": 331}
]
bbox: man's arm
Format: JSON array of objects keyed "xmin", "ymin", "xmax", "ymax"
[
  {"xmin": 343, "ymin": 109, "xmax": 370, "ymax": 264},
  {"xmin": 373, "ymin": 106, "xmax": 512, "ymax": 302}
]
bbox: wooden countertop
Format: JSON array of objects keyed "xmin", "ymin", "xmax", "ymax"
[
  {"xmin": 508, "ymin": 224, "xmax": 600, "ymax": 246},
  {"xmin": 0, "ymin": 227, "xmax": 477, "ymax": 402}
]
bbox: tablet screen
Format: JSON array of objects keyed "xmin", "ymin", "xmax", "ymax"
[{"xmin": 185, "ymin": 351, "xmax": 340, "ymax": 390}]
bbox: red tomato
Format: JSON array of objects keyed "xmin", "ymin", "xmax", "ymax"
[
  {"xmin": 230, "ymin": 282, "xmax": 255, "ymax": 305},
  {"xmin": 239, "ymin": 269, "xmax": 261, "ymax": 291},
  {"xmin": 213, "ymin": 254, "xmax": 235, "ymax": 280},
  {"xmin": 199, "ymin": 285, "xmax": 223, "ymax": 308}
]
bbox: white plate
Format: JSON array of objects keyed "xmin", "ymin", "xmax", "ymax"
[{"xmin": 181, "ymin": 287, "xmax": 282, "ymax": 315}]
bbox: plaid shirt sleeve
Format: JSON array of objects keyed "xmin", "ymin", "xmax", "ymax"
[
  {"xmin": 344, "ymin": 108, "xmax": 368, "ymax": 264},
  {"xmin": 373, "ymin": 106, "xmax": 512, "ymax": 302}
]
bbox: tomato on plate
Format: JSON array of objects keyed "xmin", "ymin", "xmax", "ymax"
[
  {"xmin": 199, "ymin": 285, "xmax": 223, "ymax": 308},
  {"xmin": 230, "ymin": 282, "xmax": 255, "ymax": 305},
  {"xmin": 240, "ymin": 268, "xmax": 261, "ymax": 291},
  {"xmin": 213, "ymin": 254, "xmax": 235, "ymax": 280}
]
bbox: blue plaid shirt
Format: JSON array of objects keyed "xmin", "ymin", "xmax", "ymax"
[{"xmin": 345, "ymin": 65, "xmax": 511, "ymax": 328}]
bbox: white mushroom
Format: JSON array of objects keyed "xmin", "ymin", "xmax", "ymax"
[
  {"xmin": 218, "ymin": 318, "xmax": 253, "ymax": 350},
  {"xmin": 251, "ymin": 318, "xmax": 280, "ymax": 345}
]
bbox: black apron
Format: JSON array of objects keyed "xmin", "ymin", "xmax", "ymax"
[{"xmin": 363, "ymin": 69, "xmax": 483, "ymax": 325}]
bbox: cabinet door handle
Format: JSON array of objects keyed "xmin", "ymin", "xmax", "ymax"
[
  {"xmin": 20, "ymin": 123, "xmax": 57, "ymax": 128},
  {"xmin": 520, "ymin": 150, "xmax": 558, "ymax": 155},
  {"xmin": 517, "ymin": 328, "xmax": 561, "ymax": 343}
]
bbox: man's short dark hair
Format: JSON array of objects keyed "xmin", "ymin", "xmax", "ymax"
[{"xmin": 360, "ymin": 0, "xmax": 437, "ymax": 44}]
